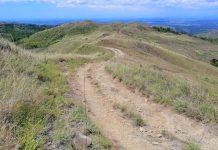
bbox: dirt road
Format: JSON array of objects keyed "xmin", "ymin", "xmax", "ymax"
[{"xmin": 72, "ymin": 47, "xmax": 218, "ymax": 150}]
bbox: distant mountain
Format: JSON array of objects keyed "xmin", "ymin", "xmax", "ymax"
[
  {"xmin": 138, "ymin": 19, "xmax": 218, "ymax": 35},
  {"xmin": 2, "ymin": 18, "xmax": 218, "ymax": 35}
]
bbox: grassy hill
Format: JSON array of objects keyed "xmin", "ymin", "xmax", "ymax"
[
  {"xmin": 21, "ymin": 21, "xmax": 98, "ymax": 48},
  {"xmin": 0, "ymin": 23, "xmax": 51, "ymax": 42},
  {"xmin": 1, "ymin": 21, "xmax": 218, "ymax": 149},
  {"xmin": 21, "ymin": 22, "xmax": 218, "ymax": 63},
  {"xmin": 19, "ymin": 22, "xmax": 218, "ymax": 122}
]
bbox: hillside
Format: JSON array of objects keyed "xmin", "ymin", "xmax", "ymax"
[
  {"xmin": 0, "ymin": 23, "xmax": 51, "ymax": 42},
  {"xmin": 0, "ymin": 38, "xmax": 113, "ymax": 150},
  {"xmin": 20, "ymin": 21, "xmax": 218, "ymax": 120},
  {"xmin": 21, "ymin": 21, "xmax": 98, "ymax": 48},
  {"xmin": 21, "ymin": 22, "xmax": 218, "ymax": 63},
  {"xmin": 1, "ymin": 21, "xmax": 218, "ymax": 150}
]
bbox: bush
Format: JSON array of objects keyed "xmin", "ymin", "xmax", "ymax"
[
  {"xmin": 210, "ymin": 59, "xmax": 218, "ymax": 67},
  {"xmin": 152, "ymin": 26, "xmax": 181, "ymax": 34}
]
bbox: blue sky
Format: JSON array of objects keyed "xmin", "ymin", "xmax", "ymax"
[{"xmin": 0, "ymin": 0, "xmax": 218, "ymax": 21}]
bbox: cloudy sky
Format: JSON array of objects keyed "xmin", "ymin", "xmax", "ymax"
[{"xmin": 0, "ymin": 0, "xmax": 218, "ymax": 21}]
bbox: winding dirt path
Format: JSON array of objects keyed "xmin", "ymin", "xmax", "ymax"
[{"xmin": 72, "ymin": 47, "xmax": 218, "ymax": 150}]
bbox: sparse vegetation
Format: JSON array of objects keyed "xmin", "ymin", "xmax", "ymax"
[
  {"xmin": 70, "ymin": 106, "xmax": 113, "ymax": 149},
  {"xmin": 113, "ymin": 103, "xmax": 146, "ymax": 126},
  {"xmin": 107, "ymin": 63, "xmax": 218, "ymax": 122},
  {"xmin": 186, "ymin": 142, "xmax": 201, "ymax": 150}
]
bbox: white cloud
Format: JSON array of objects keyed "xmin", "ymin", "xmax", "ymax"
[{"xmin": 0, "ymin": 0, "xmax": 218, "ymax": 8}]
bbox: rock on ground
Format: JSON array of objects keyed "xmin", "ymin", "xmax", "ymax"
[{"xmin": 72, "ymin": 132, "xmax": 92, "ymax": 149}]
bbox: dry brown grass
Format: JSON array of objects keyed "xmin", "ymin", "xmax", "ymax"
[{"xmin": 0, "ymin": 39, "xmax": 40, "ymax": 148}]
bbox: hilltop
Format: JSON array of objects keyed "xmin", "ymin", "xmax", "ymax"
[{"xmin": 21, "ymin": 21, "xmax": 218, "ymax": 63}]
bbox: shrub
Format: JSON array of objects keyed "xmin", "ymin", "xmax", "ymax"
[
  {"xmin": 210, "ymin": 59, "xmax": 218, "ymax": 67},
  {"xmin": 152, "ymin": 26, "xmax": 181, "ymax": 34}
]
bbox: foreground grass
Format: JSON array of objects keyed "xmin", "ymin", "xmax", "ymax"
[
  {"xmin": 69, "ymin": 106, "xmax": 113, "ymax": 149},
  {"xmin": 106, "ymin": 63, "xmax": 218, "ymax": 123},
  {"xmin": 0, "ymin": 39, "xmax": 113, "ymax": 149},
  {"xmin": 11, "ymin": 60, "xmax": 70, "ymax": 149},
  {"xmin": 12, "ymin": 60, "xmax": 113, "ymax": 149}
]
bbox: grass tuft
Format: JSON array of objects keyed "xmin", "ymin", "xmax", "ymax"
[
  {"xmin": 186, "ymin": 142, "xmax": 201, "ymax": 150},
  {"xmin": 113, "ymin": 103, "xmax": 146, "ymax": 127}
]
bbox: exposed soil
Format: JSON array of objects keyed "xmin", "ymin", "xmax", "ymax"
[{"xmin": 72, "ymin": 47, "xmax": 218, "ymax": 150}]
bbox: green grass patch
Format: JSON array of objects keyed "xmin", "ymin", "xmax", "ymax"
[
  {"xmin": 185, "ymin": 142, "xmax": 201, "ymax": 150},
  {"xmin": 21, "ymin": 21, "xmax": 98, "ymax": 49}
]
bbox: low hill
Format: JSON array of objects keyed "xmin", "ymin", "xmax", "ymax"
[{"xmin": 21, "ymin": 21, "xmax": 98, "ymax": 48}]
